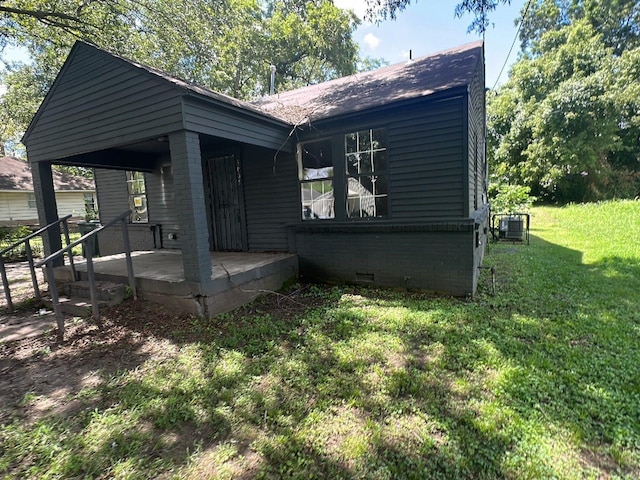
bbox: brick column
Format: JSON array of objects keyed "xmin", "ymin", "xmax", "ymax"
[
  {"xmin": 169, "ymin": 130, "xmax": 212, "ymax": 285},
  {"xmin": 31, "ymin": 161, "xmax": 63, "ymax": 266}
]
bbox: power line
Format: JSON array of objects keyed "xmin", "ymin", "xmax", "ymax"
[{"xmin": 492, "ymin": 0, "xmax": 533, "ymax": 90}]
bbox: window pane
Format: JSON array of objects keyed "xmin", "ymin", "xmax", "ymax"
[
  {"xmin": 303, "ymin": 166, "xmax": 333, "ymax": 180},
  {"xmin": 359, "ymin": 152, "xmax": 373, "ymax": 173},
  {"xmin": 346, "ymin": 176, "xmax": 388, "ymax": 218},
  {"xmin": 301, "ymin": 138, "xmax": 332, "ymax": 169},
  {"xmin": 346, "ymin": 153, "xmax": 359, "ymax": 175},
  {"xmin": 372, "ymin": 129, "xmax": 386, "ymax": 150},
  {"xmin": 373, "ymin": 150, "xmax": 387, "ymax": 172},
  {"xmin": 301, "ymin": 180, "xmax": 334, "ymax": 220},
  {"xmin": 357, "ymin": 130, "xmax": 371, "ymax": 152},
  {"xmin": 129, "ymin": 194, "xmax": 148, "ymax": 223},
  {"xmin": 126, "ymin": 171, "xmax": 148, "ymax": 223},
  {"xmin": 345, "ymin": 133, "xmax": 357, "ymax": 154}
]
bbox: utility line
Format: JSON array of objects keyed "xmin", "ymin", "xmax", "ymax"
[{"xmin": 492, "ymin": 0, "xmax": 533, "ymax": 90}]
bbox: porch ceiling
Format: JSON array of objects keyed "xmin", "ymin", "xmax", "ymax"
[{"xmin": 54, "ymin": 140, "xmax": 170, "ymax": 172}]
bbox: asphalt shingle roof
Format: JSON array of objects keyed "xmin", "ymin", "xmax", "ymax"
[
  {"xmin": 125, "ymin": 40, "xmax": 483, "ymax": 126},
  {"xmin": 0, "ymin": 157, "xmax": 95, "ymax": 191},
  {"xmin": 251, "ymin": 41, "xmax": 483, "ymax": 124}
]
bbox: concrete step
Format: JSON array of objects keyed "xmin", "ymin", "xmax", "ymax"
[
  {"xmin": 42, "ymin": 295, "xmax": 114, "ymax": 317},
  {"xmin": 42, "ymin": 280, "xmax": 127, "ymax": 317},
  {"xmin": 62, "ymin": 280, "xmax": 126, "ymax": 303}
]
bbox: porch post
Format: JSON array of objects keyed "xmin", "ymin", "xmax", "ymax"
[
  {"xmin": 169, "ymin": 130, "xmax": 212, "ymax": 285},
  {"xmin": 31, "ymin": 161, "xmax": 63, "ymax": 266}
]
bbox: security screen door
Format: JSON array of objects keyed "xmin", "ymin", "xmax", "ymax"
[{"xmin": 204, "ymin": 153, "xmax": 246, "ymax": 251}]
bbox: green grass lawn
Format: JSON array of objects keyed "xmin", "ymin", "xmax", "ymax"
[{"xmin": 1, "ymin": 200, "xmax": 639, "ymax": 479}]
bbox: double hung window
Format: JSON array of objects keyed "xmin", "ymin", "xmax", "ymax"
[
  {"xmin": 126, "ymin": 171, "xmax": 148, "ymax": 223},
  {"xmin": 345, "ymin": 129, "xmax": 388, "ymax": 218},
  {"xmin": 298, "ymin": 128, "xmax": 388, "ymax": 221},
  {"xmin": 299, "ymin": 139, "xmax": 335, "ymax": 220}
]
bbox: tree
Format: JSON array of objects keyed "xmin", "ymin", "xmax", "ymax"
[
  {"xmin": 0, "ymin": 0, "xmax": 360, "ymax": 151},
  {"xmin": 488, "ymin": 1, "xmax": 640, "ymax": 202},
  {"xmin": 520, "ymin": 0, "xmax": 640, "ymax": 54}
]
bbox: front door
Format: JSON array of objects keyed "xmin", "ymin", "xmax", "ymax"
[{"xmin": 204, "ymin": 152, "xmax": 246, "ymax": 251}]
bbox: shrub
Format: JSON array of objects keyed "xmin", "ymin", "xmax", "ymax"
[
  {"xmin": 489, "ymin": 175, "xmax": 536, "ymax": 213},
  {"xmin": 0, "ymin": 226, "xmax": 42, "ymax": 261}
]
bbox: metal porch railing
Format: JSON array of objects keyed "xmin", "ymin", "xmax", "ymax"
[
  {"xmin": 35, "ymin": 210, "xmax": 137, "ymax": 341},
  {"xmin": 0, "ymin": 214, "xmax": 76, "ymax": 312}
]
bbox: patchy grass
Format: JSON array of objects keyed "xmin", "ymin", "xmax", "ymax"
[
  {"xmin": 0, "ymin": 231, "xmax": 82, "ymax": 262},
  {"xmin": 1, "ymin": 200, "xmax": 639, "ymax": 479}
]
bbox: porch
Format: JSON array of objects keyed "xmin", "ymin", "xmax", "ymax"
[{"xmin": 54, "ymin": 250, "xmax": 298, "ymax": 317}]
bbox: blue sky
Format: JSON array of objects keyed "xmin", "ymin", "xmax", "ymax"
[{"xmin": 335, "ymin": 0, "xmax": 526, "ymax": 87}]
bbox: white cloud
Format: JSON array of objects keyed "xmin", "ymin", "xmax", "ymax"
[
  {"xmin": 333, "ymin": 0, "xmax": 369, "ymax": 20},
  {"xmin": 364, "ymin": 33, "xmax": 380, "ymax": 50},
  {"xmin": 0, "ymin": 84, "xmax": 6, "ymax": 98}
]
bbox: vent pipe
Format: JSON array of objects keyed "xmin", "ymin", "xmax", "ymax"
[
  {"xmin": 407, "ymin": 49, "xmax": 414, "ymax": 65},
  {"xmin": 269, "ymin": 65, "xmax": 276, "ymax": 95}
]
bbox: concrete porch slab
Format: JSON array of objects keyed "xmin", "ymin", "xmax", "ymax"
[{"xmin": 54, "ymin": 251, "xmax": 299, "ymax": 318}]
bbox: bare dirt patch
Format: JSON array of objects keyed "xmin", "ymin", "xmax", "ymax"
[
  {"xmin": 0, "ymin": 301, "xmax": 191, "ymax": 424},
  {"xmin": 0, "ymin": 284, "xmax": 325, "ymax": 426}
]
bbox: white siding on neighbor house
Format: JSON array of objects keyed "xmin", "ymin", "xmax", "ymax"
[
  {"xmin": 0, "ymin": 191, "xmax": 95, "ymax": 225},
  {"xmin": 56, "ymin": 191, "xmax": 94, "ymax": 219},
  {"xmin": 0, "ymin": 192, "xmax": 37, "ymax": 224}
]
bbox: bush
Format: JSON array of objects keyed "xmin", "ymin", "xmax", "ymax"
[
  {"xmin": 0, "ymin": 226, "xmax": 32, "ymax": 245},
  {"xmin": 0, "ymin": 226, "xmax": 42, "ymax": 261},
  {"xmin": 489, "ymin": 176, "xmax": 536, "ymax": 213}
]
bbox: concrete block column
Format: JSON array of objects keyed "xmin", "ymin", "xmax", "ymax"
[
  {"xmin": 31, "ymin": 160, "xmax": 63, "ymax": 266},
  {"xmin": 169, "ymin": 130, "xmax": 212, "ymax": 285}
]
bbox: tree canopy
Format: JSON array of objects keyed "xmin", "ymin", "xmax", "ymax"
[
  {"xmin": 488, "ymin": 0, "xmax": 640, "ymax": 202},
  {"xmin": 0, "ymin": 0, "xmax": 360, "ymax": 152}
]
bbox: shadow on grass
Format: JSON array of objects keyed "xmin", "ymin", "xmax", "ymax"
[{"xmin": 2, "ymin": 235, "xmax": 639, "ymax": 478}]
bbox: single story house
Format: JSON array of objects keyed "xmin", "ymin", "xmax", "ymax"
[
  {"xmin": 23, "ymin": 40, "xmax": 488, "ymax": 312},
  {"xmin": 0, "ymin": 156, "xmax": 96, "ymax": 226}
]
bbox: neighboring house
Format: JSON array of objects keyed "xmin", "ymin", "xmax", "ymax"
[
  {"xmin": 22, "ymin": 40, "xmax": 488, "ymax": 299},
  {"xmin": 0, "ymin": 156, "xmax": 96, "ymax": 226}
]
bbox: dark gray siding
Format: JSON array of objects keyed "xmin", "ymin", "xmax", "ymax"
[
  {"xmin": 94, "ymin": 167, "xmax": 176, "ymax": 254},
  {"xmin": 388, "ymin": 96, "xmax": 465, "ymax": 219},
  {"xmin": 94, "ymin": 169, "xmax": 128, "ymax": 222},
  {"xmin": 467, "ymin": 55, "xmax": 489, "ymax": 294},
  {"xmin": 144, "ymin": 162, "xmax": 180, "ymax": 249},
  {"xmin": 294, "ymin": 227, "xmax": 474, "ymax": 295},
  {"xmin": 97, "ymin": 224, "xmax": 156, "ymax": 256},
  {"xmin": 467, "ymin": 63, "xmax": 486, "ymax": 214},
  {"xmin": 183, "ymin": 98, "xmax": 292, "ymax": 152},
  {"xmin": 242, "ymin": 145, "xmax": 299, "ymax": 251},
  {"xmin": 290, "ymin": 91, "xmax": 479, "ymax": 295},
  {"xmin": 25, "ymin": 44, "xmax": 184, "ymax": 162}
]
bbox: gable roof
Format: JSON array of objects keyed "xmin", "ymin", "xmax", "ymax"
[
  {"xmin": 0, "ymin": 157, "xmax": 95, "ymax": 192},
  {"xmin": 252, "ymin": 41, "xmax": 484, "ymax": 124},
  {"xmin": 131, "ymin": 40, "xmax": 482, "ymax": 125},
  {"xmin": 23, "ymin": 40, "xmax": 483, "ymax": 147}
]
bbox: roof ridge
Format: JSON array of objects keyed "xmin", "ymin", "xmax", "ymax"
[{"xmin": 253, "ymin": 40, "xmax": 484, "ymax": 103}]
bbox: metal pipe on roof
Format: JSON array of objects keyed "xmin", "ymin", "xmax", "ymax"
[{"xmin": 269, "ymin": 65, "xmax": 276, "ymax": 95}]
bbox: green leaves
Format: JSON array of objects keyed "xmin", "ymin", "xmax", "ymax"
[
  {"xmin": 0, "ymin": 0, "xmax": 359, "ymax": 148},
  {"xmin": 489, "ymin": 4, "xmax": 640, "ymax": 203}
]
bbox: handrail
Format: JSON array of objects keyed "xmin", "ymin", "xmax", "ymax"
[
  {"xmin": 0, "ymin": 214, "xmax": 72, "ymax": 257},
  {"xmin": 35, "ymin": 211, "xmax": 131, "ymax": 268},
  {"xmin": 0, "ymin": 214, "xmax": 75, "ymax": 312},
  {"xmin": 37, "ymin": 209, "xmax": 137, "ymax": 341}
]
